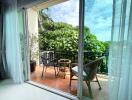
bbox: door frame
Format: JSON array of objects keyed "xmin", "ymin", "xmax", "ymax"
[
  {"xmin": 77, "ymin": 0, "xmax": 85, "ymax": 99},
  {"xmin": 21, "ymin": 0, "xmax": 85, "ymax": 99}
]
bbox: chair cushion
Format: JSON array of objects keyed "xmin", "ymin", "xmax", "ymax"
[{"xmin": 72, "ymin": 66, "xmax": 87, "ymax": 76}]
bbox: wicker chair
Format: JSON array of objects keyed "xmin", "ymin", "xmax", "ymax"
[{"xmin": 70, "ymin": 56, "xmax": 104, "ymax": 98}]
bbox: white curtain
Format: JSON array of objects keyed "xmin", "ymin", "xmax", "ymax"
[
  {"xmin": 18, "ymin": 9, "xmax": 30, "ymax": 81},
  {"xmin": 4, "ymin": 0, "xmax": 24, "ymax": 83},
  {"xmin": 109, "ymin": 0, "xmax": 132, "ymax": 100},
  {"xmin": 0, "ymin": 2, "xmax": 8, "ymax": 79}
]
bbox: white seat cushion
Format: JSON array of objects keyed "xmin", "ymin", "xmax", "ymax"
[{"xmin": 72, "ymin": 66, "xmax": 87, "ymax": 76}]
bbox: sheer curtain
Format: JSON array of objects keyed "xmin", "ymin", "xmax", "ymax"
[
  {"xmin": 109, "ymin": 0, "xmax": 132, "ymax": 100},
  {"xmin": 4, "ymin": 0, "xmax": 24, "ymax": 83},
  {"xmin": 0, "ymin": 2, "xmax": 8, "ymax": 80},
  {"xmin": 0, "ymin": 3, "xmax": 4, "ymax": 79},
  {"xmin": 0, "ymin": 3, "xmax": 6, "ymax": 79},
  {"xmin": 18, "ymin": 9, "xmax": 30, "ymax": 81}
]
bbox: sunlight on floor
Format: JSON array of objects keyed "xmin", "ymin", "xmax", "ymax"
[{"xmin": 31, "ymin": 66, "xmax": 108, "ymax": 100}]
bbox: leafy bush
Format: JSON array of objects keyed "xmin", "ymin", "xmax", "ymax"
[
  {"xmin": 84, "ymin": 27, "xmax": 105, "ymax": 60},
  {"xmin": 39, "ymin": 22, "xmax": 78, "ymax": 51},
  {"xmin": 38, "ymin": 11, "xmax": 110, "ymax": 74}
]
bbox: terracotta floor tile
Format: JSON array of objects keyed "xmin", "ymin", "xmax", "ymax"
[{"xmin": 31, "ymin": 66, "xmax": 108, "ymax": 99}]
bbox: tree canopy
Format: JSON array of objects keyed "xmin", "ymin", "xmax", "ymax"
[
  {"xmin": 38, "ymin": 12, "xmax": 106, "ymax": 53},
  {"xmin": 38, "ymin": 10, "xmax": 110, "ymax": 73},
  {"xmin": 39, "ymin": 22, "xmax": 78, "ymax": 51}
]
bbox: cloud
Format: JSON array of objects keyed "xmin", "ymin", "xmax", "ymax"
[
  {"xmin": 85, "ymin": 0, "xmax": 113, "ymax": 41},
  {"xmin": 44, "ymin": 0, "xmax": 112, "ymax": 41},
  {"xmin": 45, "ymin": 0, "xmax": 79, "ymax": 26}
]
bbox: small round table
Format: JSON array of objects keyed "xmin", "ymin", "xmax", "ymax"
[{"xmin": 58, "ymin": 59, "xmax": 71, "ymax": 79}]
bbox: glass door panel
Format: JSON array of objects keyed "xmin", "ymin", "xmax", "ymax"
[{"xmin": 82, "ymin": 0, "xmax": 112, "ymax": 99}]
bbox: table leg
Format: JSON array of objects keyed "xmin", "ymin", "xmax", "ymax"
[{"xmin": 64, "ymin": 63, "xmax": 66, "ymax": 79}]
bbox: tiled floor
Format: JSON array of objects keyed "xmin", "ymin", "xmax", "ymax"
[
  {"xmin": 0, "ymin": 79, "xmax": 69, "ymax": 100},
  {"xmin": 31, "ymin": 65, "xmax": 108, "ymax": 100}
]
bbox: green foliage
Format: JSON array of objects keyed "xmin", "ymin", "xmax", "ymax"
[
  {"xmin": 38, "ymin": 11, "xmax": 111, "ymax": 74},
  {"xmin": 39, "ymin": 22, "xmax": 78, "ymax": 51},
  {"xmin": 84, "ymin": 27, "xmax": 105, "ymax": 60},
  {"xmin": 29, "ymin": 34, "xmax": 39, "ymax": 60},
  {"xmin": 104, "ymin": 41, "xmax": 111, "ymax": 52}
]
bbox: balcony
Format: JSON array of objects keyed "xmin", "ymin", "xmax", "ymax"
[{"xmin": 30, "ymin": 51, "xmax": 108, "ymax": 100}]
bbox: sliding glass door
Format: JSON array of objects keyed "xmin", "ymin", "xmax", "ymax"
[
  {"xmin": 77, "ymin": 0, "xmax": 85, "ymax": 99},
  {"xmin": 82, "ymin": 0, "xmax": 112, "ymax": 99}
]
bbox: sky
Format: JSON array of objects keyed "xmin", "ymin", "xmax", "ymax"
[{"xmin": 44, "ymin": 0, "xmax": 113, "ymax": 41}]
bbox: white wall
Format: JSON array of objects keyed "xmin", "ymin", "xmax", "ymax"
[
  {"xmin": 27, "ymin": 8, "xmax": 39, "ymax": 65},
  {"xmin": 26, "ymin": 0, "xmax": 68, "ymax": 65}
]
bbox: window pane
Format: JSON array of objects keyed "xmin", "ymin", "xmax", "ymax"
[{"xmin": 83, "ymin": 0, "xmax": 112, "ymax": 99}]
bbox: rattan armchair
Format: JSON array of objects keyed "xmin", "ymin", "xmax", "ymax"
[{"xmin": 70, "ymin": 56, "xmax": 104, "ymax": 98}]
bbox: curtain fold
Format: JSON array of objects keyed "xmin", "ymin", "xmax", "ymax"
[
  {"xmin": 0, "ymin": 3, "xmax": 5, "ymax": 79},
  {"xmin": 109, "ymin": 0, "xmax": 132, "ymax": 100},
  {"xmin": 3, "ymin": 0, "xmax": 24, "ymax": 83},
  {"xmin": 0, "ymin": 2, "xmax": 7, "ymax": 80},
  {"xmin": 18, "ymin": 8, "xmax": 30, "ymax": 81}
]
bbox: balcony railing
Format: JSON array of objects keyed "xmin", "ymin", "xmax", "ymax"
[{"xmin": 39, "ymin": 50, "xmax": 109, "ymax": 74}]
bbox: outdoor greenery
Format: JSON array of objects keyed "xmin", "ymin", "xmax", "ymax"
[
  {"xmin": 38, "ymin": 10, "xmax": 110, "ymax": 74},
  {"xmin": 39, "ymin": 22, "xmax": 78, "ymax": 51},
  {"xmin": 29, "ymin": 34, "xmax": 39, "ymax": 61}
]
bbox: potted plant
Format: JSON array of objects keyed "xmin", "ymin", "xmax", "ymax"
[{"xmin": 29, "ymin": 33, "xmax": 39, "ymax": 73}]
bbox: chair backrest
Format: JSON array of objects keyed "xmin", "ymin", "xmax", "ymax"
[
  {"xmin": 41, "ymin": 51, "xmax": 54, "ymax": 65},
  {"xmin": 84, "ymin": 56, "xmax": 104, "ymax": 80}
]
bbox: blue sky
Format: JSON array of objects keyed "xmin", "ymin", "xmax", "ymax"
[{"xmin": 44, "ymin": 0, "xmax": 113, "ymax": 41}]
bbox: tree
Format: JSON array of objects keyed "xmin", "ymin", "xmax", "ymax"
[
  {"xmin": 38, "ymin": 10, "xmax": 110, "ymax": 73},
  {"xmin": 39, "ymin": 21, "xmax": 78, "ymax": 52},
  {"xmin": 84, "ymin": 27, "xmax": 105, "ymax": 60}
]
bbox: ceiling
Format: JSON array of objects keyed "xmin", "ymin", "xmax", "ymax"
[
  {"xmin": 17, "ymin": 0, "xmax": 68, "ymax": 10},
  {"xmin": 31, "ymin": 0, "xmax": 68, "ymax": 11},
  {"xmin": 17, "ymin": 0, "xmax": 48, "ymax": 9}
]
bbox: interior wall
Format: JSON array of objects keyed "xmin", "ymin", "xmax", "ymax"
[
  {"xmin": 27, "ymin": 8, "xmax": 39, "ymax": 65},
  {"xmin": 20, "ymin": 0, "xmax": 68, "ymax": 66},
  {"xmin": 18, "ymin": 0, "xmax": 68, "ymax": 62}
]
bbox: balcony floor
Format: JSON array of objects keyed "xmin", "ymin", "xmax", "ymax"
[{"xmin": 31, "ymin": 65, "xmax": 108, "ymax": 100}]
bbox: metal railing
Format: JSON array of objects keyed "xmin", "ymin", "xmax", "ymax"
[{"xmin": 39, "ymin": 50, "xmax": 109, "ymax": 74}]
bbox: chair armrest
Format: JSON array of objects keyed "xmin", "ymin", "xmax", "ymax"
[{"xmin": 71, "ymin": 63, "xmax": 78, "ymax": 68}]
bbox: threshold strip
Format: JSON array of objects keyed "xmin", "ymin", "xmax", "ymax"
[{"xmin": 26, "ymin": 81, "xmax": 78, "ymax": 100}]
